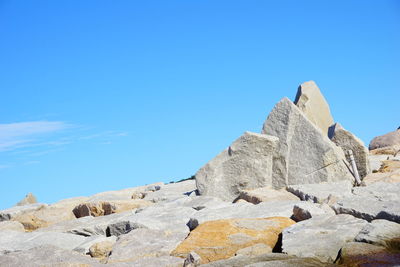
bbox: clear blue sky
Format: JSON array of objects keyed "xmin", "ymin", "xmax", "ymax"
[{"xmin": 1, "ymin": 1, "xmax": 399, "ymax": 209}]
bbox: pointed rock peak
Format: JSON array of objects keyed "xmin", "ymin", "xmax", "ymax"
[
  {"xmin": 294, "ymin": 81, "xmax": 334, "ymax": 135},
  {"xmin": 16, "ymin": 192, "xmax": 37, "ymax": 206}
]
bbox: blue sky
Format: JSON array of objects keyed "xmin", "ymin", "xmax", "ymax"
[{"xmin": 0, "ymin": 1, "xmax": 399, "ymax": 209}]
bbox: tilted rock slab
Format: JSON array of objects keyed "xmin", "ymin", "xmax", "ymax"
[
  {"xmin": 262, "ymin": 98, "xmax": 353, "ymax": 188},
  {"xmin": 355, "ymin": 219, "xmax": 400, "ymax": 248},
  {"xmin": 282, "ymin": 214, "xmax": 368, "ymax": 263},
  {"xmin": 196, "ymin": 131, "xmax": 279, "ymax": 201},
  {"xmin": 332, "ymin": 182, "xmax": 400, "ymax": 223},
  {"xmin": 171, "ymin": 217, "xmax": 295, "ymax": 264},
  {"xmin": 329, "ymin": 123, "xmax": 371, "ymax": 179},
  {"xmin": 236, "ymin": 187, "xmax": 299, "ymax": 204},
  {"xmin": 294, "ymin": 80, "xmax": 334, "ymax": 135},
  {"xmin": 369, "ymin": 128, "xmax": 400, "ymax": 150}
]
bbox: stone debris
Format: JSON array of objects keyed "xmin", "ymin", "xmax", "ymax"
[{"xmin": 1, "ymin": 81, "xmax": 399, "ymax": 266}]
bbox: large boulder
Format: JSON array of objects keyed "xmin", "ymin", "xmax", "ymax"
[
  {"xmin": 369, "ymin": 128, "xmax": 400, "ymax": 151},
  {"xmin": 262, "ymin": 98, "xmax": 353, "ymax": 188},
  {"xmin": 293, "ymin": 81, "xmax": 334, "ymax": 134},
  {"xmin": 171, "ymin": 217, "xmax": 295, "ymax": 264},
  {"xmin": 329, "ymin": 123, "xmax": 371, "ymax": 179},
  {"xmin": 282, "ymin": 214, "xmax": 368, "ymax": 263},
  {"xmin": 196, "ymin": 131, "xmax": 279, "ymax": 201}
]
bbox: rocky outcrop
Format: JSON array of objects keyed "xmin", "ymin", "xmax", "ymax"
[
  {"xmin": 369, "ymin": 128, "xmax": 400, "ymax": 150},
  {"xmin": 262, "ymin": 98, "xmax": 353, "ymax": 188},
  {"xmin": 235, "ymin": 187, "xmax": 299, "ymax": 204},
  {"xmin": 16, "ymin": 193, "xmax": 37, "ymax": 206},
  {"xmin": 329, "ymin": 123, "xmax": 371, "ymax": 179},
  {"xmin": 196, "ymin": 132, "xmax": 279, "ymax": 201},
  {"xmin": 355, "ymin": 219, "xmax": 400, "ymax": 248},
  {"xmin": 0, "ymin": 221, "xmax": 25, "ymax": 232},
  {"xmin": 294, "ymin": 81, "xmax": 334, "ymax": 134},
  {"xmin": 282, "ymin": 214, "xmax": 368, "ymax": 263},
  {"xmin": 171, "ymin": 217, "xmax": 295, "ymax": 264},
  {"xmin": 339, "ymin": 242, "xmax": 400, "ymax": 266}
]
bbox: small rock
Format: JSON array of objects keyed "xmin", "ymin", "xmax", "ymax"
[
  {"xmin": 89, "ymin": 240, "xmax": 114, "ymax": 258},
  {"xmin": 16, "ymin": 193, "xmax": 37, "ymax": 206},
  {"xmin": 292, "ymin": 202, "xmax": 335, "ymax": 222},
  {"xmin": 235, "ymin": 187, "xmax": 299, "ymax": 204},
  {"xmin": 183, "ymin": 251, "xmax": 201, "ymax": 267}
]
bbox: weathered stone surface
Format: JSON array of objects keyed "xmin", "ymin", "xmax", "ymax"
[
  {"xmin": 333, "ymin": 182, "xmax": 400, "ymax": 223},
  {"xmin": 143, "ymin": 179, "xmax": 197, "ymax": 203},
  {"xmin": 0, "ymin": 245, "xmax": 102, "ymax": 267},
  {"xmin": 107, "ymin": 228, "xmax": 186, "ymax": 265},
  {"xmin": 12, "ymin": 213, "xmax": 49, "ymax": 231},
  {"xmin": 235, "ymin": 187, "xmax": 299, "ymax": 204},
  {"xmin": 172, "ymin": 217, "xmax": 295, "ymax": 264},
  {"xmin": 329, "ymin": 123, "xmax": 371, "ymax": 179},
  {"xmin": 72, "ymin": 199, "xmax": 152, "ymax": 218},
  {"xmin": 0, "ymin": 230, "xmax": 87, "ymax": 253},
  {"xmin": 369, "ymin": 129, "xmax": 400, "ymax": 150},
  {"xmin": 16, "ymin": 193, "xmax": 37, "ymax": 206},
  {"xmin": 0, "ymin": 203, "xmax": 47, "ymax": 221},
  {"xmin": 196, "ymin": 131, "xmax": 279, "ymax": 201},
  {"xmin": 282, "ymin": 214, "xmax": 367, "ymax": 263},
  {"xmin": 183, "ymin": 251, "xmax": 201, "ymax": 267},
  {"xmin": 89, "ymin": 240, "xmax": 114, "ymax": 259},
  {"xmin": 73, "ymin": 235, "xmax": 117, "ymax": 254},
  {"xmin": 292, "ymin": 202, "xmax": 335, "ymax": 222},
  {"xmin": 339, "ymin": 242, "xmax": 400, "ymax": 267},
  {"xmin": 294, "ymin": 80, "xmax": 334, "ymax": 134},
  {"xmin": 200, "ymin": 253, "xmax": 334, "ymax": 267},
  {"xmin": 286, "ymin": 181, "xmax": 353, "ymax": 204},
  {"xmin": 188, "ymin": 200, "xmax": 301, "ymax": 230},
  {"xmin": 262, "ymin": 98, "xmax": 353, "ymax": 188},
  {"xmin": 0, "ymin": 221, "xmax": 25, "ymax": 232},
  {"xmin": 355, "ymin": 219, "xmax": 400, "ymax": 248}
]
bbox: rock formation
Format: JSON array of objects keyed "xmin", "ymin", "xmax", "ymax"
[
  {"xmin": 329, "ymin": 122, "xmax": 371, "ymax": 179},
  {"xmin": 196, "ymin": 132, "xmax": 279, "ymax": 201},
  {"xmin": 294, "ymin": 80, "xmax": 334, "ymax": 134},
  {"xmin": 1, "ymin": 81, "xmax": 399, "ymax": 266},
  {"xmin": 369, "ymin": 128, "xmax": 400, "ymax": 150},
  {"xmin": 16, "ymin": 193, "xmax": 37, "ymax": 206},
  {"xmin": 262, "ymin": 97, "xmax": 353, "ymax": 188}
]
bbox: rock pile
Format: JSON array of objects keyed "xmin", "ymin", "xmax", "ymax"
[{"xmin": 1, "ymin": 81, "xmax": 399, "ymax": 267}]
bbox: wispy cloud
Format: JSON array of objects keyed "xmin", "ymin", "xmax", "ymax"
[{"xmin": 0, "ymin": 121, "xmax": 70, "ymax": 152}]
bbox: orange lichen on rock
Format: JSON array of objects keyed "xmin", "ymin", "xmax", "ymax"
[{"xmin": 171, "ymin": 216, "xmax": 295, "ymax": 264}]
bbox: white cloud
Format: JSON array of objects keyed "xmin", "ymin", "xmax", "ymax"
[{"xmin": 0, "ymin": 121, "xmax": 70, "ymax": 152}]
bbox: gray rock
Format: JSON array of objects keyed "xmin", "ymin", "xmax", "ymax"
[
  {"xmin": 188, "ymin": 200, "xmax": 301, "ymax": 230},
  {"xmin": 0, "ymin": 245, "xmax": 102, "ymax": 267},
  {"xmin": 294, "ymin": 80, "xmax": 334, "ymax": 135},
  {"xmin": 355, "ymin": 219, "xmax": 400, "ymax": 247},
  {"xmin": 183, "ymin": 251, "xmax": 201, "ymax": 267},
  {"xmin": 332, "ymin": 182, "xmax": 400, "ymax": 223},
  {"xmin": 201, "ymin": 253, "xmax": 334, "ymax": 267},
  {"xmin": 0, "ymin": 230, "xmax": 87, "ymax": 253},
  {"xmin": 106, "ymin": 228, "xmax": 186, "ymax": 265},
  {"xmin": 144, "ymin": 180, "xmax": 197, "ymax": 203},
  {"xmin": 16, "ymin": 193, "xmax": 37, "ymax": 206},
  {"xmin": 369, "ymin": 129, "xmax": 400, "ymax": 150},
  {"xmin": 262, "ymin": 98, "xmax": 353, "ymax": 189},
  {"xmin": 292, "ymin": 202, "xmax": 335, "ymax": 222},
  {"xmin": 236, "ymin": 187, "xmax": 299, "ymax": 204},
  {"xmin": 329, "ymin": 123, "xmax": 371, "ymax": 179},
  {"xmin": 282, "ymin": 214, "xmax": 368, "ymax": 263},
  {"xmin": 286, "ymin": 181, "xmax": 353, "ymax": 204},
  {"xmin": 196, "ymin": 131, "xmax": 279, "ymax": 201},
  {"xmin": 0, "ymin": 203, "xmax": 47, "ymax": 221},
  {"xmin": 0, "ymin": 221, "xmax": 25, "ymax": 232}
]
